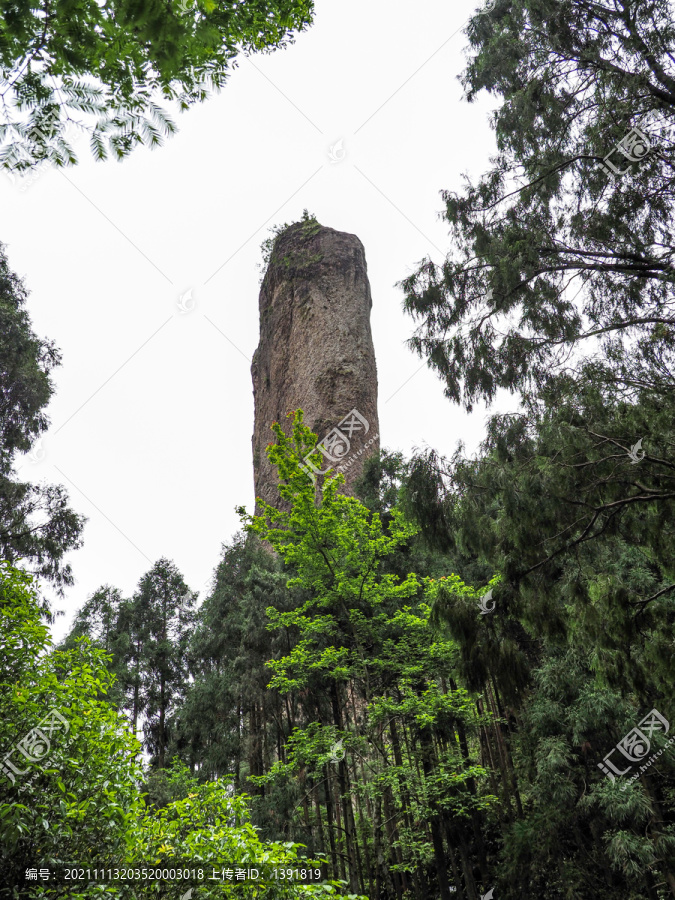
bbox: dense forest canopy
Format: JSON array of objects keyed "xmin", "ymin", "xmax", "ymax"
[
  {"xmin": 2, "ymin": 0, "xmax": 675, "ymax": 898},
  {"xmin": 0, "ymin": 0, "xmax": 314, "ymax": 167},
  {"xmin": 402, "ymin": 0, "xmax": 675, "ymax": 410}
]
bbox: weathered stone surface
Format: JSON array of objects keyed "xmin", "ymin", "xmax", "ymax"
[{"xmin": 251, "ymin": 221, "xmax": 380, "ymax": 511}]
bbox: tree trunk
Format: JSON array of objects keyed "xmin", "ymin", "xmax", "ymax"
[
  {"xmin": 419, "ymin": 725, "xmax": 452, "ymax": 900},
  {"xmin": 313, "ymin": 778, "xmax": 327, "ymax": 858},
  {"xmin": 159, "ymin": 672, "xmax": 166, "ymax": 769},
  {"xmin": 382, "ymin": 787, "xmax": 404, "ymax": 900},
  {"xmin": 490, "ymin": 675, "xmax": 523, "ymax": 817},
  {"xmin": 323, "ymin": 764, "xmax": 343, "ymax": 880}
]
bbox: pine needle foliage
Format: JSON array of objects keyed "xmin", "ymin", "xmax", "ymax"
[{"xmin": 0, "ymin": 0, "xmax": 315, "ymax": 169}]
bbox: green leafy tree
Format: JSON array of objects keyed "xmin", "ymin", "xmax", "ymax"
[
  {"xmin": 125, "ymin": 764, "xmax": 364, "ymax": 900},
  {"xmin": 0, "ymin": 242, "xmax": 85, "ymax": 602},
  {"xmin": 134, "ymin": 557, "xmax": 196, "ymax": 769},
  {"xmin": 113, "ymin": 592, "xmax": 150, "ymax": 741},
  {"xmin": 0, "ymin": 0, "xmax": 315, "ymax": 170},
  {"xmin": 173, "ymin": 534, "xmax": 296, "ymax": 802},
  {"xmin": 0, "ymin": 561, "xmax": 361, "ymax": 900},
  {"xmin": 496, "ymin": 649, "xmax": 675, "ymax": 899},
  {"xmin": 240, "ymin": 412, "xmax": 497, "ymax": 899},
  {"xmin": 60, "ymin": 585, "xmax": 121, "ymax": 653},
  {"xmin": 401, "ymin": 0, "xmax": 675, "ymax": 410},
  {"xmin": 355, "ymin": 447, "xmax": 495, "ymax": 589},
  {"xmin": 412, "ymin": 380, "xmax": 675, "ymax": 700},
  {"xmin": 0, "ymin": 561, "xmax": 143, "ymax": 894},
  {"xmin": 409, "ymin": 385, "xmax": 675, "ymax": 897},
  {"xmin": 60, "ymin": 561, "xmax": 197, "ymax": 761},
  {"xmin": 394, "ymin": 10, "xmax": 675, "ymax": 886},
  {"xmin": 59, "ymin": 585, "xmax": 131, "ymax": 709}
]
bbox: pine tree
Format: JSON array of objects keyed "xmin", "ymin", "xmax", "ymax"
[
  {"xmin": 408, "ymin": 381, "xmax": 675, "ymax": 897},
  {"xmin": 134, "ymin": 558, "xmax": 196, "ymax": 769},
  {"xmin": 0, "ymin": 242, "xmax": 85, "ymax": 603},
  {"xmin": 400, "ymin": 0, "xmax": 675, "ymax": 410},
  {"xmin": 59, "ymin": 585, "xmax": 129, "ymax": 708}
]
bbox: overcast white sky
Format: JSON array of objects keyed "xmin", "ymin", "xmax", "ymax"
[{"xmin": 1, "ymin": 0, "xmax": 501, "ymax": 641}]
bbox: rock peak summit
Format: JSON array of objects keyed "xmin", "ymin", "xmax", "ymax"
[{"xmin": 251, "ymin": 219, "xmax": 380, "ymax": 510}]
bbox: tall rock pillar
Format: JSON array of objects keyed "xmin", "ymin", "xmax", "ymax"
[{"xmin": 251, "ymin": 220, "xmax": 379, "ymax": 511}]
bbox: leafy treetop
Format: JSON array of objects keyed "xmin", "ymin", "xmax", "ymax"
[
  {"xmin": 401, "ymin": 0, "xmax": 675, "ymax": 411},
  {"xmin": 0, "ymin": 0, "xmax": 315, "ymax": 169}
]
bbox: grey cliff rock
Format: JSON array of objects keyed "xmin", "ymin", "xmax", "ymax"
[{"xmin": 251, "ymin": 220, "xmax": 380, "ymax": 511}]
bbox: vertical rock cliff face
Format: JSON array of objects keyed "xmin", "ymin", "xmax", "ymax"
[{"xmin": 251, "ymin": 221, "xmax": 380, "ymax": 511}]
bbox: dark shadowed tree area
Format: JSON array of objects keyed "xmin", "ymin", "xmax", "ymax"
[
  {"xmin": 0, "ymin": 242, "xmax": 85, "ymax": 605},
  {"xmin": 401, "ymin": 0, "xmax": 675, "ymax": 411}
]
